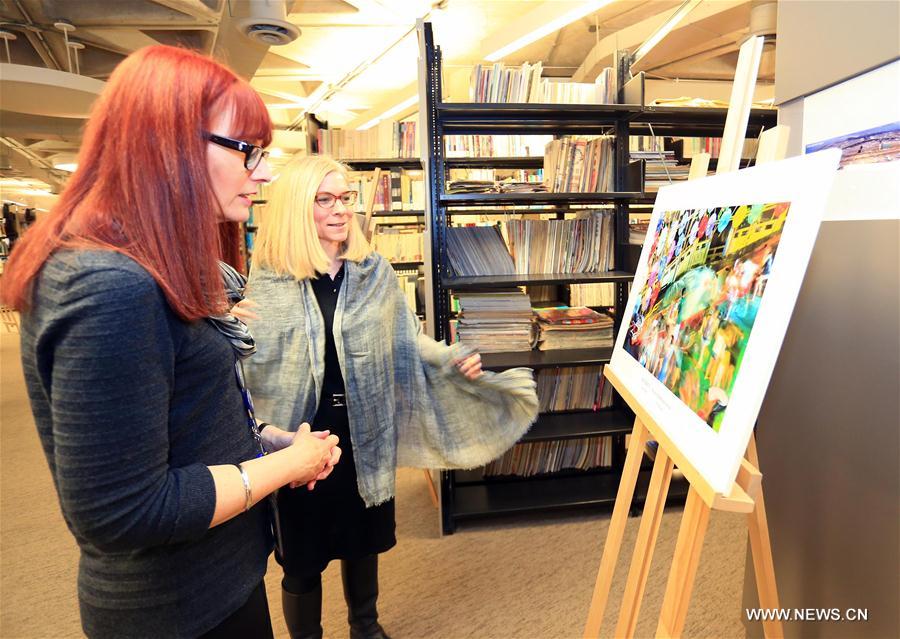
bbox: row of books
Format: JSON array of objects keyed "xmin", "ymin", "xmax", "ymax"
[
  {"xmin": 394, "ymin": 267, "xmax": 420, "ymax": 314},
  {"xmin": 446, "ymin": 213, "xmax": 615, "ymax": 277},
  {"xmin": 543, "ymin": 136, "xmax": 615, "ymax": 193},
  {"xmin": 534, "ymin": 306, "xmax": 615, "ymax": 351},
  {"xmin": 445, "ymin": 134, "xmax": 552, "ymax": 158},
  {"xmin": 483, "ymin": 435, "xmax": 614, "ymax": 477},
  {"xmin": 569, "ymin": 282, "xmax": 616, "ymax": 307},
  {"xmin": 469, "ymin": 62, "xmax": 615, "ymax": 105},
  {"xmin": 346, "ymin": 169, "xmax": 425, "ymax": 212},
  {"xmin": 318, "ymin": 120, "xmax": 418, "ymax": 159},
  {"xmin": 372, "ymin": 225, "xmax": 424, "ymax": 264},
  {"xmin": 504, "ymin": 211, "xmax": 615, "ymax": 274},
  {"xmin": 536, "ymin": 365, "xmax": 614, "ymax": 412}
]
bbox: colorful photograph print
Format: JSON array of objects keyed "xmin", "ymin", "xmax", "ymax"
[
  {"xmin": 805, "ymin": 121, "xmax": 900, "ymax": 168},
  {"xmin": 623, "ymin": 202, "xmax": 791, "ymax": 431}
]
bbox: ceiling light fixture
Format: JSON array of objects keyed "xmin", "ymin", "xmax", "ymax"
[
  {"xmin": 484, "ymin": 0, "xmax": 617, "ymax": 62},
  {"xmin": 357, "ymin": 95, "xmax": 419, "ymax": 131}
]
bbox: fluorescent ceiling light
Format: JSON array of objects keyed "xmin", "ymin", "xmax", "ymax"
[
  {"xmin": 630, "ymin": 0, "xmax": 702, "ymax": 66},
  {"xmin": 485, "ymin": 0, "xmax": 617, "ymax": 62},
  {"xmin": 54, "ymin": 162, "xmax": 78, "ymax": 172},
  {"xmin": 357, "ymin": 95, "xmax": 419, "ymax": 131},
  {"xmin": 268, "ymin": 148, "xmax": 285, "ymax": 158}
]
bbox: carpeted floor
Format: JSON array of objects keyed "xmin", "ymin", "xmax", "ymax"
[{"xmin": 1, "ymin": 330, "xmax": 748, "ymax": 639}]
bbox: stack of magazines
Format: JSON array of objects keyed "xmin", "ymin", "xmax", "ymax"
[
  {"xmin": 455, "ymin": 290, "xmax": 534, "ymax": 353},
  {"xmin": 537, "ymin": 365, "xmax": 614, "ymax": 412},
  {"xmin": 534, "ymin": 306, "xmax": 615, "ymax": 351},
  {"xmin": 504, "ymin": 211, "xmax": 615, "ymax": 273},
  {"xmin": 446, "ymin": 225, "xmax": 515, "ymax": 276},
  {"xmin": 483, "ymin": 436, "xmax": 613, "ymax": 477}
]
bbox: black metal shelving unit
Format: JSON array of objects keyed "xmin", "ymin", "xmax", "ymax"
[{"xmin": 421, "ymin": 22, "xmax": 776, "ymax": 534}]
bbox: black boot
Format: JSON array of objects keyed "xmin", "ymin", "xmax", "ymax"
[
  {"xmin": 341, "ymin": 555, "xmax": 391, "ymax": 639},
  {"xmin": 281, "ymin": 579, "xmax": 323, "ymax": 639}
]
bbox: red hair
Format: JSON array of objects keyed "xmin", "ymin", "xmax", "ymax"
[{"xmin": 0, "ymin": 45, "xmax": 272, "ymax": 320}]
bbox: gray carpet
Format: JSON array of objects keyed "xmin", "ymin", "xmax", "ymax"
[{"xmin": 1, "ymin": 330, "xmax": 748, "ymax": 639}]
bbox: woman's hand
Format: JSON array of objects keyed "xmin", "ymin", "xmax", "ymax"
[
  {"xmin": 259, "ymin": 423, "xmax": 301, "ymax": 454},
  {"xmin": 282, "ymin": 423, "xmax": 340, "ymax": 488},
  {"xmin": 454, "ymin": 352, "xmax": 483, "ymax": 380},
  {"xmin": 231, "ymin": 298, "xmax": 259, "ymax": 323}
]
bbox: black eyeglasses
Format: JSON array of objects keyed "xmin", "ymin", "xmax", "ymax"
[
  {"xmin": 315, "ymin": 191, "xmax": 359, "ymax": 209},
  {"xmin": 206, "ymin": 133, "xmax": 269, "ymax": 171}
]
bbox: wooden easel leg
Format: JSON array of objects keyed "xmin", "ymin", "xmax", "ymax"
[
  {"xmin": 424, "ymin": 469, "xmax": 439, "ymax": 508},
  {"xmin": 745, "ymin": 435, "xmax": 784, "ymax": 639},
  {"xmin": 583, "ymin": 418, "xmax": 651, "ymax": 639},
  {"xmin": 656, "ymin": 487, "xmax": 711, "ymax": 638},
  {"xmin": 614, "ymin": 446, "xmax": 674, "ymax": 638}
]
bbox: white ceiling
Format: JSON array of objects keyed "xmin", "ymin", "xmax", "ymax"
[{"xmin": 0, "ymin": 0, "xmax": 776, "ymax": 198}]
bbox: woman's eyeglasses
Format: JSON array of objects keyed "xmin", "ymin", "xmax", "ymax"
[
  {"xmin": 315, "ymin": 191, "xmax": 359, "ymax": 209},
  {"xmin": 206, "ymin": 133, "xmax": 269, "ymax": 171}
]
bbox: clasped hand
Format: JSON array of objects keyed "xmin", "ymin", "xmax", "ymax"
[{"xmin": 262, "ymin": 423, "xmax": 341, "ymax": 491}]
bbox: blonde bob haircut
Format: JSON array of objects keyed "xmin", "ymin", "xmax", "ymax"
[{"xmin": 253, "ymin": 155, "xmax": 371, "ymax": 280}]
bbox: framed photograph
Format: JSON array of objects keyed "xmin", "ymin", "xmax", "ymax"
[{"xmin": 608, "ymin": 150, "xmax": 841, "ymax": 496}]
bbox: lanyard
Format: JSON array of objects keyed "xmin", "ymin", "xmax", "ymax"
[
  {"xmin": 234, "ymin": 360, "xmax": 266, "ymax": 457},
  {"xmin": 233, "ymin": 359, "xmax": 285, "ymax": 553}
]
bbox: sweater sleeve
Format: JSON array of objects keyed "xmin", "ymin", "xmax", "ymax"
[{"xmin": 37, "ymin": 261, "xmax": 216, "ymax": 552}]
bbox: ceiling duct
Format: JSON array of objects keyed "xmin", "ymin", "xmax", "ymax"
[{"xmin": 234, "ymin": 0, "xmax": 300, "ymax": 46}]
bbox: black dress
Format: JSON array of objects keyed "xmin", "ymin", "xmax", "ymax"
[{"xmin": 275, "ymin": 263, "xmax": 397, "ymax": 578}]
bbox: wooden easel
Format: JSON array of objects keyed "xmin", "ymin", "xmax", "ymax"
[{"xmin": 582, "ymin": 35, "xmax": 788, "ymax": 639}]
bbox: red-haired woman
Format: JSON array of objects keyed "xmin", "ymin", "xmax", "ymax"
[{"xmin": 0, "ymin": 45, "xmax": 341, "ymax": 638}]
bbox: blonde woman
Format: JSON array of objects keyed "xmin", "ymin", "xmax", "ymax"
[{"xmin": 241, "ymin": 156, "xmax": 538, "ymax": 639}]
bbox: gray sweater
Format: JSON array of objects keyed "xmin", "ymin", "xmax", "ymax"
[{"xmin": 19, "ymin": 250, "xmax": 271, "ymax": 638}]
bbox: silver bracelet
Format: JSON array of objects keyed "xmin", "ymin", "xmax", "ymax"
[{"xmin": 234, "ymin": 463, "xmax": 253, "ymax": 512}]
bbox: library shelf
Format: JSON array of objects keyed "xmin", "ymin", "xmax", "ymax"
[
  {"xmin": 340, "ymin": 158, "xmax": 423, "ymax": 170},
  {"xmin": 442, "ymin": 271, "xmax": 634, "ymax": 289},
  {"xmin": 480, "ymin": 347, "xmax": 613, "ymax": 371},
  {"xmin": 440, "ymin": 192, "xmax": 644, "ymax": 206},
  {"xmin": 445, "ymin": 156, "xmax": 544, "ymax": 169},
  {"xmin": 448, "ymin": 470, "xmax": 622, "ymax": 521},
  {"xmin": 520, "ymin": 409, "xmax": 634, "ymax": 442}
]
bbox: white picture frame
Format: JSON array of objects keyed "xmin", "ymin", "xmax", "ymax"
[{"xmin": 608, "ymin": 150, "xmax": 841, "ymax": 496}]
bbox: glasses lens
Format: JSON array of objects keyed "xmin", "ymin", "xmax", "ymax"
[
  {"xmin": 315, "ymin": 194, "xmax": 336, "ymax": 208},
  {"xmin": 340, "ymin": 191, "xmax": 359, "ymax": 207},
  {"xmin": 246, "ymin": 146, "xmax": 262, "ymax": 170}
]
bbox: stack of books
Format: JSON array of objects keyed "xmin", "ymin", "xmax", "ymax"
[
  {"xmin": 483, "ymin": 436, "xmax": 613, "ymax": 477},
  {"xmin": 446, "ymin": 225, "xmax": 516, "ymax": 276},
  {"xmin": 504, "ymin": 211, "xmax": 615, "ymax": 274},
  {"xmin": 533, "ymin": 306, "xmax": 615, "ymax": 351},
  {"xmin": 543, "ymin": 136, "xmax": 614, "ymax": 192},
  {"xmin": 455, "ymin": 290, "xmax": 534, "ymax": 353},
  {"xmin": 537, "ymin": 365, "xmax": 614, "ymax": 412}
]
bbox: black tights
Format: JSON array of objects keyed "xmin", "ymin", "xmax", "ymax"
[{"xmin": 282, "ymin": 571, "xmax": 322, "ymax": 595}]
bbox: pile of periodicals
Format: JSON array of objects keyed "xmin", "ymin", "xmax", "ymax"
[
  {"xmin": 446, "ymin": 225, "xmax": 515, "ymax": 276},
  {"xmin": 537, "ymin": 365, "xmax": 615, "ymax": 412},
  {"xmin": 534, "ymin": 306, "xmax": 615, "ymax": 351},
  {"xmin": 447, "ymin": 180, "xmax": 548, "ymax": 194},
  {"xmin": 569, "ymin": 283, "xmax": 616, "ymax": 307},
  {"xmin": 455, "ymin": 290, "xmax": 534, "ymax": 353},
  {"xmin": 469, "ymin": 62, "xmax": 615, "ymax": 105},
  {"xmin": 504, "ymin": 211, "xmax": 615, "ymax": 274},
  {"xmin": 483, "ymin": 436, "xmax": 613, "ymax": 477},
  {"xmin": 372, "ymin": 226, "xmax": 423, "ymax": 264},
  {"xmin": 543, "ymin": 136, "xmax": 614, "ymax": 192}
]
